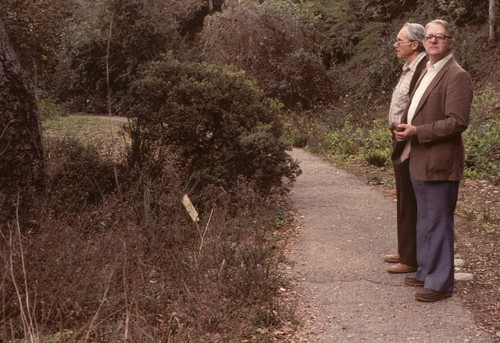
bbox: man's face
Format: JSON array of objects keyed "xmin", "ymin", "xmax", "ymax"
[
  {"xmin": 424, "ymin": 23, "xmax": 454, "ymax": 62},
  {"xmin": 394, "ymin": 27, "xmax": 417, "ymax": 61}
]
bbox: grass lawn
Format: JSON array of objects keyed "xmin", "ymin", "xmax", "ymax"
[{"xmin": 42, "ymin": 114, "xmax": 130, "ymax": 159}]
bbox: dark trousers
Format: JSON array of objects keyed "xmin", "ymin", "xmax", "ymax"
[
  {"xmin": 411, "ymin": 177, "xmax": 459, "ymax": 292},
  {"xmin": 393, "ymin": 158, "xmax": 418, "ymax": 267}
]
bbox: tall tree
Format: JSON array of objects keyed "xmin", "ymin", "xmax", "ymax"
[
  {"xmin": 0, "ymin": 0, "xmax": 76, "ymax": 85},
  {"xmin": 54, "ymin": 0, "xmax": 186, "ymax": 114},
  {"xmin": 490, "ymin": 0, "xmax": 497, "ymax": 43},
  {"xmin": 0, "ymin": 20, "xmax": 46, "ymax": 231}
]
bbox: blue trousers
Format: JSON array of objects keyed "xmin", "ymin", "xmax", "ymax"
[{"xmin": 410, "ymin": 177, "xmax": 459, "ymax": 292}]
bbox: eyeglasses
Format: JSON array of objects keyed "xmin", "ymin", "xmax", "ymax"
[
  {"xmin": 424, "ymin": 34, "xmax": 452, "ymax": 42},
  {"xmin": 394, "ymin": 39, "xmax": 415, "ymax": 46}
]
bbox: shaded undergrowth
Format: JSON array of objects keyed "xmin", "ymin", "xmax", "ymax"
[{"xmin": 0, "ymin": 117, "xmax": 296, "ymax": 342}]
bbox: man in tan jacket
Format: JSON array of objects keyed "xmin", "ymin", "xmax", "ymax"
[
  {"xmin": 385, "ymin": 23, "xmax": 428, "ymax": 274},
  {"xmin": 392, "ymin": 19, "xmax": 473, "ymax": 302}
]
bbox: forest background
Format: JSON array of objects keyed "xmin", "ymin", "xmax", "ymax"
[{"xmin": 0, "ymin": 0, "xmax": 498, "ymax": 341}]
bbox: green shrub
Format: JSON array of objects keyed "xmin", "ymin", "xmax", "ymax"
[
  {"xmin": 127, "ymin": 54, "xmax": 300, "ymax": 193},
  {"xmin": 328, "ymin": 126, "xmax": 364, "ymax": 156},
  {"xmin": 45, "ymin": 137, "xmax": 117, "ymax": 214},
  {"xmin": 357, "ymin": 40, "xmax": 400, "ymax": 100},
  {"xmin": 463, "ymin": 85, "xmax": 500, "ymax": 184},
  {"xmin": 322, "ymin": 116, "xmax": 392, "ymax": 167},
  {"xmin": 464, "ymin": 119, "xmax": 499, "ymax": 183},
  {"xmin": 285, "ymin": 109, "xmax": 340, "ymax": 152},
  {"xmin": 359, "ymin": 121, "xmax": 392, "ymax": 167},
  {"xmin": 269, "ymin": 49, "xmax": 341, "ymax": 108},
  {"xmin": 292, "ymin": 133, "xmax": 309, "ymax": 148}
]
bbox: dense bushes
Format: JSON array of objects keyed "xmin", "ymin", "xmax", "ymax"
[
  {"xmin": 288, "ymin": 0, "xmax": 498, "ymax": 181},
  {"xmin": 45, "ymin": 137, "xmax": 117, "ymax": 214},
  {"xmin": 267, "ymin": 49, "xmax": 343, "ymax": 108},
  {"xmin": 465, "ymin": 119, "xmax": 500, "ymax": 184},
  {"xmin": 127, "ymin": 54, "xmax": 300, "ymax": 193},
  {"xmin": 464, "ymin": 86, "xmax": 500, "ymax": 184},
  {"xmin": 0, "ymin": 0, "xmax": 73, "ymax": 78},
  {"xmin": 200, "ymin": 0, "xmax": 340, "ymax": 108},
  {"xmin": 53, "ymin": 0, "xmax": 183, "ymax": 114},
  {"xmin": 325, "ymin": 117, "xmax": 391, "ymax": 167},
  {"xmin": 288, "ymin": 86, "xmax": 499, "ymax": 183},
  {"xmin": 3, "ymin": 0, "xmax": 495, "ymax": 114},
  {"xmin": 1, "ymin": 132, "xmax": 292, "ymax": 341}
]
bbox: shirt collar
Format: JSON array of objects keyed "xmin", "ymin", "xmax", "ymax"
[
  {"xmin": 427, "ymin": 53, "xmax": 453, "ymax": 71},
  {"xmin": 403, "ymin": 51, "xmax": 427, "ymax": 72}
]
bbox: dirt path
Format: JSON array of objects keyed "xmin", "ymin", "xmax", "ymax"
[{"xmin": 287, "ymin": 148, "xmax": 493, "ymax": 342}]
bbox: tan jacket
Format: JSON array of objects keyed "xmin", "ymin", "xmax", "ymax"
[{"xmin": 392, "ymin": 57, "xmax": 473, "ymax": 181}]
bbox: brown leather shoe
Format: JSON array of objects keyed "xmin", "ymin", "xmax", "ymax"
[
  {"xmin": 383, "ymin": 253, "xmax": 400, "ymax": 263},
  {"xmin": 404, "ymin": 273, "xmax": 424, "ymax": 287},
  {"xmin": 387, "ymin": 263, "xmax": 417, "ymax": 273},
  {"xmin": 415, "ymin": 288, "xmax": 453, "ymax": 302}
]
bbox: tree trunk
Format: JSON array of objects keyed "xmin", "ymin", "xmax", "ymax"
[
  {"xmin": 0, "ymin": 20, "xmax": 46, "ymax": 232},
  {"xmin": 490, "ymin": 0, "xmax": 497, "ymax": 43}
]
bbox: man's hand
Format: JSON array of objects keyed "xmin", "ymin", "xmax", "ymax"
[{"xmin": 394, "ymin": 124, "xmax": 417, "ymax": 142}]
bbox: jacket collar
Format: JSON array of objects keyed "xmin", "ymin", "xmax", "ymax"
[{"xmin": 406, "ymin": 56, "xmax": 457, "ymax": 121}]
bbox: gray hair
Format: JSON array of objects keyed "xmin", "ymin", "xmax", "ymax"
[
  {"xmin": 404, "ymin": 22, "xmax": 425, "ymax": 52},
  {"xmin": 426, "ymin": 19, "xmax": 455, "ymax": 38}
]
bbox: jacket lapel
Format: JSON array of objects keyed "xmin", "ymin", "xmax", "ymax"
[
  {"xmin": 401, "ymin": 63, "xmax": 429, "ymax": 125},
  {"xmin": 412, "ymin": 57, "xmax": 456, "ymax": 119}
]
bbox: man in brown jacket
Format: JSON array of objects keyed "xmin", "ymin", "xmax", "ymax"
[{"xmin": 392, "ymin": 19, "xmax": 473, "ymax": 302}]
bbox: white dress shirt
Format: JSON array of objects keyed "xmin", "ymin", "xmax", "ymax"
[{"xmin": 407, "ymin": 53, "xmax": 454, "ymax": 124}]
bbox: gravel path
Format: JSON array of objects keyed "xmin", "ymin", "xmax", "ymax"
[{"xmin": 287, "ymin": 148, "xmax": 493, "ymax": 342}]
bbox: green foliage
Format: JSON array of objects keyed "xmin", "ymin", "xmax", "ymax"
[
  {"xmin": 328, "ymin": 126, "xmax": 364, "ymax": 156},
  {"xmin": 305, "ymin": 85, "xmax": 498, "ymax": 176},
  {"xmin": 127, "ymin": 54, "xmax": 300, "ymax": 192},
  {"xmin": 201, "ymin": 0, "xmax": 338, "ymax": 108},
  {"xmin": 436, "ymin": 0, "xmax": 466, "ymax": 21},
  {"xmin": 355, "ymin": 32, "xmax": 400, "ymax": 98},
  {"xmin": 303, "ymin": 0, "xmax": 412, "ymax": 62},
  {"xmin": 38, "ymin": 98, "xmax": 65, "ymax": 121},
  {"xmin": 327, "ymin": 116, "xmax": 396, "ymax": 168},
  {"xmin": 45, "ymin": 137, "xmax": 117, "ymax": 214},
  {"xmin": 302, "ymin": 0, "xmax": 402, "ymax": 101},
  {"xmin": 285, "ymin": 96, "xmax": 388, "ymax": 157},
  {"xmin": 284, "ymin": 110, "xmax": 329, "ymax": 149},
  {"xmin": 53, "ymin": 0, "xmax": 183, "ymax": 114},
  {"xmin": 464, "ymin": 86, "xmax": 500, "ymax": 184},
  {"xmin": 300, "ymin": 0, "xmax": 490, "ymax": 104},
  {"xmin": 347, "ymin": 0, "xmax": 418, "ymax": 21},
  {"xmin": 269, "ymin": 49, "xmax": 341, "ymax": 107},
  {"xmin": 0, "ymin": 0, "xmax": 75, "ymax": 75},
  {"xmin": 302, "ymin": 0, "xmax": 359, "ymax": 63},
  {"xmin": 435, "ymin": 0, "xmax": 488, "ymax": 25},
  {"xmin": 359, "ymin": 121, "xmax": 392, "ymax": 167}
]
